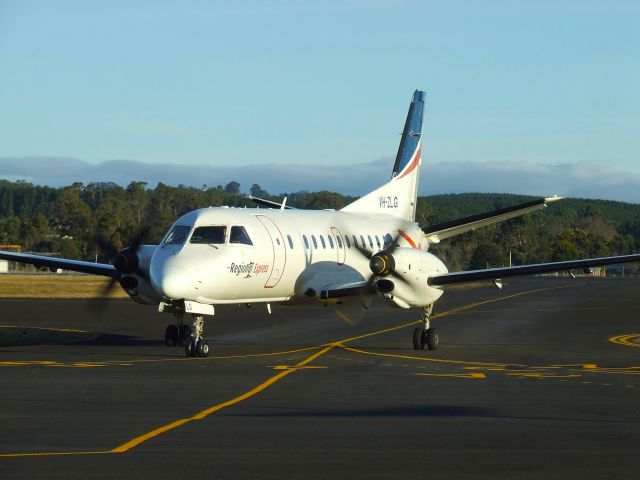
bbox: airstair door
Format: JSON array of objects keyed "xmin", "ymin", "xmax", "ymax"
[
  {"xmin": 331, "ymin": 226, "xmax": 346, "ymax": 265},
  {"xmin": 255, "ymin": 215, "xmax": 287, "ymax": 288}
]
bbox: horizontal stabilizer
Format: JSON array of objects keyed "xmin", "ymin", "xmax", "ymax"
[
  {"xmin": 249, "ymin": 195, "xmax": 296, "ymax": 210},
  {"xmin": 0, "ymin": 251, "xmax": 118, "ymax": 277},
  {"xmin": 423, "ymin": 197, "xmax": 561, "ymax": 243},
  {"xmin": 428, "ymin": 253, "xmax": 640, "ymax": 286}
]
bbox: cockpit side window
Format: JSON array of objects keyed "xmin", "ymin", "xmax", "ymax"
[
  {"xmin": 163, "ymin": 225, "xmax": 192, "ymax": 245},
  {"xmin": 229, "ymin": 226, "xmax": 253, "ymax": 246},
  {"xmin": 190, "ymin": 226, "xmax": 227, "ymax": 244}
]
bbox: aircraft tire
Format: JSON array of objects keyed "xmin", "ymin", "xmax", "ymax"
[
  {"xmin": 426, "ymin": 328, "xmax": 439, "ymax": 351},
  {"xmin": 178, "ymin": 325, "xmax": 192, "ymax": 347},
  {"xmin": 165, "ymin": 325, "xmax": 178, "ymax": 347},
  {"xmin": 185, "ymin": 339, "xmax": 197, "ymax": 357},
  {"xmin": 413, "ymin": 327, "xmax": 425, "ymax": 350},
  {"xmin": 197, "ymin": 341, "xmax": 210, "ymax": 357}
]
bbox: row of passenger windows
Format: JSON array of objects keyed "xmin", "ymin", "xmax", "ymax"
[{"xmin": 293, "ymin": 233, "xmax": 394, "ymax": 251}]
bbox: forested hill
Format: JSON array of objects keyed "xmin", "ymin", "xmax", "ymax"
[{"xmin": 1, "ymin": 179, "xmax": 639, "ymax": 272}]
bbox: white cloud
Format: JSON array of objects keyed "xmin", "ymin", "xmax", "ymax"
[{"xmin": 0, "ymin": 156, "xmax": 639, "ymax": 203}]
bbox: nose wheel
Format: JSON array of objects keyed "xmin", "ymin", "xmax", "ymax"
[{"xmin": 185, "ymin": 315, "xmax": 210, "ymax": 357}]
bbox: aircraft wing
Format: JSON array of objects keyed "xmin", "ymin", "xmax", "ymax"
[
  {"xmin": 423, "ymin": 197, "xmax": 561, "ymax": 244},
  {"xmin": 0, "ymin": 251, "xmax": 118, "ymax": 278},
  {"xmin": 428, "ymin": 253, "xmax": 640, "ymax": 286}
]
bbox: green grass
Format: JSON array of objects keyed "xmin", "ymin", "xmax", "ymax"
[{"xmin": 0, "ymin": 274, "xmax": 128, "ymax": 298}]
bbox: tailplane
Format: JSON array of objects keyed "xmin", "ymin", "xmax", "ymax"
[{"xmin": 341, "ymin": 90, "xmax": 425, "ymax": 221}]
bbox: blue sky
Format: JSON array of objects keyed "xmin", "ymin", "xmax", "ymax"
[{"xmin": 0, "ymin": 1, "xmax": 638, "ymax": 200}]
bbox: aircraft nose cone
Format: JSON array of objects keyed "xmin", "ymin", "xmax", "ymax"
[{"xmin": 157, "ymin": 266, "xmax": 191, "ymax": 299}]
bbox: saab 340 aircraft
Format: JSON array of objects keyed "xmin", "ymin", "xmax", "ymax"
[{"xmin": 2, "ymin": 90, "xmax": 639, "ymax": 357}]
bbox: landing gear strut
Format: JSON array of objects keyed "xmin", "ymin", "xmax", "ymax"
[
  {"xmin": 185, "ymin": 315, "xmax": 210, "ymax": 357},
  {"xmin": 164, "ymin": 313, "xmax": 192, "ymax": 347},
  {"xmin": 413, "ymin": 305, "xmax": 439, "ymax": 351}
]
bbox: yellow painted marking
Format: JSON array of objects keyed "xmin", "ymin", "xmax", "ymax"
[
  {"xmin": 341, "ymin": 345, "xmax": 509, "ymax": 367},
  {"xmin": 111, "ymin": 345, "xmax": 335, "ymax": 453},
  {"xmin": 0, "ymin": 451, "xmax": 111, "ymax": 458},
  {"xmin": 505, "ymin": 373, "xmax": 581, "ymax": 379},
  {"xmin": 413, "ymin": 372, "xmax": 486, "ymax": 379},
  {"xmin": 270, "ymin": 365, "xmax": 327, "ymax": 370},
  {"xmin": 609, "ymin": 334, "xmax": 640, "ymax": 349},
  {"xmin": 0, "ymin": 346, "xmax": 320, "ymax": 369},
  {"xmin": 0, "ymin": 324, "xmax": 89, "ymax": 334}
]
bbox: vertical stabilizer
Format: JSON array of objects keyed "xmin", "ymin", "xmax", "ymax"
[{"xmin": 341, "ymin": 90, "xmax": 425, "ymax": 221}]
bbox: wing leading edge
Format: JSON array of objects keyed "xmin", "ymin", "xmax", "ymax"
[
  {"xmin": 428, "ymin": 254, "xmax": 640, "ymax": 286},
  {"xmin": 0, "ymin": 251, "xmax": 118, "ymax": 278},
  {"xmin": 423, "ymin": 197, "xmax": 562, "ymax": 244}
]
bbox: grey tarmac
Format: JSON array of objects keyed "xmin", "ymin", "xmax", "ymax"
[{"xmin": 1, "ymin": 277, "xmax": 639, "ymax": 479}]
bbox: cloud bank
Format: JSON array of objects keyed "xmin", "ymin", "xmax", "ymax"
[{"xmin": 1, "ymin": 156, "xmax": 639, "ymax": 203}]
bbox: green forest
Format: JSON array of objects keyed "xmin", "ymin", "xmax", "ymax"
[{"xmin": 1, "ymin": 179, "xmax": 639, "ymax": 272}]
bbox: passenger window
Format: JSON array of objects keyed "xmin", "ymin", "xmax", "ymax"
[
  {"xmin": 320, "ymin": 235, "xmax": 326, "ymax": 249},
  {"xmin": 352, "ymin": 235, "xmax": 358, "ymax": 248},
  {"xmin": 287, "ymin": 235, "xmax": 294, "ymax": 249},
  {"xmin": 191, "ymin": 226, "xmax": 227, "ymax": 244},
  {"xmin": 312, "ymin": 235, "xmax": 318, "ymax": 249},
  {"xmin": 303, "ymin": 235, "xmax": 310, "ymax": 250},
  {"xmin": 375, "ymin": 235, "xmax": 381, "ymax": 249},
  {"xmin": 163, "ymin": 225, "xmax": 191, "ymax": 245},
  {"xmin": 337, "ymin": 236, "xmax": 343, "ymax": 249},
  {"xmin": 360, "ymin": 235, "xmax": 366, "ymax": 248},
  {"xmin": 229, "ymin": 226, "xmax": 253, "ymax": 245},
  {"xmin": 345, "ymin": 235, "xmax": 351, "ymax": 248},
  {"xmin": 368, "ymin": 235, "xmax": 373, "ymax": 249},
  {"xmin": 383, "ymin": 233, "xmax": 392, "ymax": 248},
  {"xmin": 328, "ymin": 236, "xmax": 334, "ymax": 249}
]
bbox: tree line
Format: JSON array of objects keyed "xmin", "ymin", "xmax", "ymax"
[{"xmin": 1, "ymin": 179, "xmax": 639, "ymax": 272}]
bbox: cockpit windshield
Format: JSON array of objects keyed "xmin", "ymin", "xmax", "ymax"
[
  {"xmin": 163, "ymin": 225, "xmax": 192, "ymax": 245},
  {"xmin": 190, "ymin": 226, "xmax": 227, "ymax": 244}
]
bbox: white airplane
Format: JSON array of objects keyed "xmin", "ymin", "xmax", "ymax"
[{"xmin": 2, "ymin": 90, "xmax": 639, "ymax": 357}]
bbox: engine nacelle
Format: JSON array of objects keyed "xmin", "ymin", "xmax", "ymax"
[
  {"xmin": 373, "ymin": 248, "xmax": 447, "ymax": 308},
  {"xmin": 119, "ymin": 273, "xmax": 161, "ymax": 305},
  {"xmin": 118, "ymin": 245, "xmax": 159, "ymax": 305}
]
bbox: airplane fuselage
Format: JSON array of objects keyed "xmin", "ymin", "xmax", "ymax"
[{"xmin": 147, "ymin": 207, "xmax": 448, "ymax": 308}]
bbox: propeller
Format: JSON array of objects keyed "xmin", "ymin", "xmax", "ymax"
[
  {"xmin": 333, "ymin": 231, "xmax": 407, "ymax": 325},
  {"xmin": 351, "ymin": 231, "xmax": 408, "ymax": 288},
  {"xmin": 90, "ymin": 227, "xmax": 151, "ymax": 311}
]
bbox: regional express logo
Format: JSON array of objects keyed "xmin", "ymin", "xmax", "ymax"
[{"xmin": 228, "ymin": 262, "xmax": 269, "ymax": 278}]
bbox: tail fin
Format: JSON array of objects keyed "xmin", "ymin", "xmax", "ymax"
[{"xmin": 341, "ymin": 90, "xmax": 425, "ymax": 222}]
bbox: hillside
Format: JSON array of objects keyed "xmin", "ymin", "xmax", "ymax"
[{"xmin": 0, "ymin": 180, "xmax": 639, "ymax": 272}]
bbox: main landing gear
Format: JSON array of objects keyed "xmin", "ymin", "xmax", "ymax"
[
  {"xmin": 413, "ymin": 305, "xmax": 439, "ymax": 351},
  {"xmin": 164, "ymin": 313, "xmax": 210, "ymax": 357},
  {"xmin": 164, "ymin": 313, "xmax": 192, "ymax": 347}
]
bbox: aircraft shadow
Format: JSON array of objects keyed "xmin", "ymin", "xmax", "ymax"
[{"xmin": 229, "ymin": 405, "xmax": 639, "ymax": 423}]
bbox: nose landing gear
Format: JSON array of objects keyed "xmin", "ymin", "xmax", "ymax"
[
  {"xmin": 185, "ymin": 315, "xmax": 210, "ymax": 357},
  {"xmin": 413, "ymin": 305, "xmax": 439, "ymax": 350}
]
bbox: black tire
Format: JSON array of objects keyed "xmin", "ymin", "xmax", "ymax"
[
  {"xmin": 426, "ymin": 328, "xmax": 439, "ymax": 351},
  {"xmin": 413, "ymin": 327, "xmax": 425, "ymax": 350},
  {"xmin": 178, "ymin": 325, "xmax": 192, "ymax": 347},
  {"xmin": 165, "ymin": 324, "xmax": 178, "ymax": 347},
  {"xmin": 197, "ymin": 341, "xmax": 210, "ymax": 357},
  {"xmin": 185, "ymin": 339, "xmax": 197, "ymax": 357}
]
